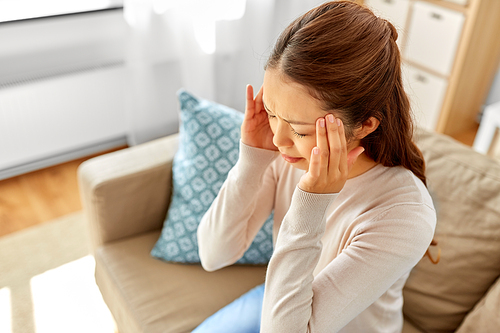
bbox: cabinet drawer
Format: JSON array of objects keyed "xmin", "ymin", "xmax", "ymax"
[
  {"xmin": 405, "ymin": 1, "xmax": 464, "ymax": 76},
  {"xmin": 364, "ymin": 0, "xmax": 410, "ymax": 48},
  {"xmin": 402, "ymin": 64, "xmax": 448, "ymax": 131}
]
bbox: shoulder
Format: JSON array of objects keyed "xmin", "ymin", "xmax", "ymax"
[
  {"xmin": 348, "ymin": 164, "xmax": 433, "ymax": 209},
  {"xmin": 341, "ymin": 164, "xmax": 436, "ymax": 232}
]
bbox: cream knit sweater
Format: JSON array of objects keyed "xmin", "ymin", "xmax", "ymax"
[{"xmin": 198, "ymin": 142, "xmax": 436, "ymax": 333}]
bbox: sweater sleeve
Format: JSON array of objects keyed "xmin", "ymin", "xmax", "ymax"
[
  {"xmin": 261, "ymin": 187, "xmax": 435, "ymax": 332},
  {"xmin": 197, "ymin": 141, "xmax": 280, "ymax": 272}
]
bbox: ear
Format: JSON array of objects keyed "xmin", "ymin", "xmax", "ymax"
[{"xmin": 355, "ymin": 117, "xmax": 380, "ymax": 140}]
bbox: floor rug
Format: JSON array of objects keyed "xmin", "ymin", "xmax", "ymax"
[{"xmin": 0, "ymin": 211, "xmax": 117, "ymax": 333}]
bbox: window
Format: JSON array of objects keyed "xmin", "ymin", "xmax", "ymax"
[{"xmin": 0, "ymin": 0, "xmax": 123, "ymax": 23}]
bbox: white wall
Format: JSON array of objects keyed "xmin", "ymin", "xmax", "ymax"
[
  {"xmin": 0, "ymin": 9, "xmax": 129, "ymax": 179},
  {"xmin": 0, "ymin": 9, "xmax": 126, "ymax": 83}
]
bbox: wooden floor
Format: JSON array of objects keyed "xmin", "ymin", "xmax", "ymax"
[
  {"xmin": 0, "ymin": 146, "xmax": 127, "ymax": 237},
  {"xmin": 0, "ymin": 127, "xmax": 481, "ymax": 238}
]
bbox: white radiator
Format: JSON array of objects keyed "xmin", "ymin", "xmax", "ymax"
[{"xmin": 0, "ymin": 62, "xmax": 128, "ymax": 180}]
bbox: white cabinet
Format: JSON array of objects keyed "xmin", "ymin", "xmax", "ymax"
[
  {"xmin": 361, "ymin": 0, "xmax": 500, "ymax": 140},
  {"xmin": 364, "ymin": 0, "xmax": 410, "ymax": 48},
  {"xmin": 364, "ymin": 0, "xmax": 458, "ymax": 130},
  {"xmin": 405, "ymin": 2, "xmax": 464, "ymax": 76},
  {"xmin": 403, "ymin": 64, "xmax": 448, "ymax": 130}
]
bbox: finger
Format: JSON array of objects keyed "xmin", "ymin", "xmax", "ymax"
[
  {"xmin": 245, "ymin": 84, "xmax": 255, "ymax": 120},
  {"xmin": 335, "ymin": 117, "xmax": 348, "ymax": 176},
  {"xmin": 316, "ymin": 117, "xmax": 329, "ymax": 176},
  {"xmin": 299, "ymin": 146, "xmax": 321, "ymax": 193},
  {"xmin": 254, "ymin": 85, "xmax": 265, "ymax": 114},
  {"xmin": 308, "ymin": 147, "xmax": 321, "ymax": 179},
  {"xmin": 325, "ymin": 114, "xmax": 341, "ymax": 174}
]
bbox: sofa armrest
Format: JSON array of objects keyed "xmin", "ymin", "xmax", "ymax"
[{"xmin": 78, "ymin": 134, "xmax": 179, "ymax": 253}]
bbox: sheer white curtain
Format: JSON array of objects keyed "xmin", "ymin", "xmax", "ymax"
[{"xmin": 124, "ymin": 0, "xmax": 325, "ymax": 145}]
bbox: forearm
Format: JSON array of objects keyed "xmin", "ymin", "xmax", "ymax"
[
  {"xmin": 261, "ymin": 187, "xmax": 337, "ymax": 332},
  {"xmin": 198, "ymin": 141, "xmax": 279, "ymax": 271}
]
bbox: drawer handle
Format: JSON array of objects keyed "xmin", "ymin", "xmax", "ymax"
[
  {"xmin": 382, "ymin": 0, "xmax": 394, "ymax": 4},
  {"xmin": 416, "ymin": 74, "xmax": 428, "ymax": 83},
  {"xmin": 430, "ymin": 12, "xmax": 443, "ymax": 20}
]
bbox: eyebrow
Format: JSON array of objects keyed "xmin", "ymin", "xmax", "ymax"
[{"xmin": 262, "ymin": 101, "xmax": 316, "ymax": 126}]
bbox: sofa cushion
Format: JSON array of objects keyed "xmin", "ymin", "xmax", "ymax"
[
  {"xmin": 404, "ymin": 130, "xmax": 500, "ymax": 332},
  {"xmin": 402, "ymin": 319, "xmax": 424, "ymax": 333},
  {"xmin": 151, "ymin": 90, "xmax": 274, "ymax": 264},
  {"xmin": 456, "ymin": 275, "xmax": 500, "ymax": 332},
  {"xmin": 96, "ymin": 230, "xmax": 267, "ymax": 333}
]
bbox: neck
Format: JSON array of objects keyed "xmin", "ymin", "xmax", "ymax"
[{"xmin": 348, "ymin": 152, "xmax": 378, "ymax": 179}]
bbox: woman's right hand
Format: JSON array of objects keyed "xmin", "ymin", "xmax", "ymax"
[{"xmin": 241, "ymin": 84, "xmax": 278, "ymax": 151}]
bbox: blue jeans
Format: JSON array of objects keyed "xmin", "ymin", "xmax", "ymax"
[{"xmin": 192, "ymin": 283, "xmax": 265, "ymax": 333}]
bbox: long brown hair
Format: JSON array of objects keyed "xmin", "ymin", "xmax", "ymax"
[{"xmin": 265, "ymin": 1, "xmax": 426, "ymax": 185}]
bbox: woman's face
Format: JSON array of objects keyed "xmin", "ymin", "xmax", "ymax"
[{"xmin": 262, "ymin": 69, "xmax": 335, "ymax": 171}]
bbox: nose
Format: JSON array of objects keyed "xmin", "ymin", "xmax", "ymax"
[{"xmin": 272, "ymin": 120, "xmax": 294, "ymax": 148}]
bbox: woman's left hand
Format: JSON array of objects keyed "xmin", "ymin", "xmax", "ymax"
[{"xmin": 298, "ymin": 114, "xmax": 365, "ymax": 194}]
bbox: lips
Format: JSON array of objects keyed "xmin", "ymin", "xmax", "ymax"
[{"xmin": 281, "ymin": 154, "xmax": 303, "ymax": 164}]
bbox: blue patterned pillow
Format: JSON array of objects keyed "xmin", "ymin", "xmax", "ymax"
[{"xmin": 151, "ymin": 89, "xmax": 274, "ymax": 264}]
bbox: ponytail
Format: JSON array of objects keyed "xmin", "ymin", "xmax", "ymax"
[{"xmin": 361, "ymin": 37, "xmax": 427, "ymax": 186}]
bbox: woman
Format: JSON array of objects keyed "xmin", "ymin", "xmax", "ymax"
[{"xmin": 195, "ymin": 1, "xmax": 436, "ymax": 332}]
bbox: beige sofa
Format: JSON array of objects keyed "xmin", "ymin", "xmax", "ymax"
[{"xmin": 78, "ymin": 129, "xmax": 500, "ymax": 333}]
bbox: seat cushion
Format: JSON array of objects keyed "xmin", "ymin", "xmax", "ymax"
[
  {"xmin": 95, "ymin": 230, "xmax": 267, "ymax": 333},
  {"xmin": 404, "ymin": 130, "xmax": 500, "ymax": 331}
]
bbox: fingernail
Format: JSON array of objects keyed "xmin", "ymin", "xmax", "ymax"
[
  {"xmin": 337, "ymin": 118, "xmax": 341, "ymax": 126},
  {"xmin": 327, "ymin": 114, "xmax": 334, "ymax": 123},
  {"xmin": 319, "ymin": 119, "xmax": 325, "ymax": 128},
  {"xmin": 313, "ymin": 147, "xmax": 319, "ymax": 155}
]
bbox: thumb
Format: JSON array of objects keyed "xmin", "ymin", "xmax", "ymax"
[{"xmin": 347, "ymin": 146, "xmax": 365, "ymax": 171}]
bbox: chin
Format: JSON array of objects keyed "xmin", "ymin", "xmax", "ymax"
[{"xmin": 290, "ymin": 160, "xmax": 309, "ymax": 171}]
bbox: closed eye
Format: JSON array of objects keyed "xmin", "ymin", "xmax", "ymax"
[
  {"xmin": 267, "ymin": 112, "xmax": 306, "ymax": 138},
  {"xmin": 264, "ymin": 102, "xmax": 307, "ymax": 138},
  {"xmin": 291, "ymin": 128, "xmax": 306, "ymax": 138}
]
